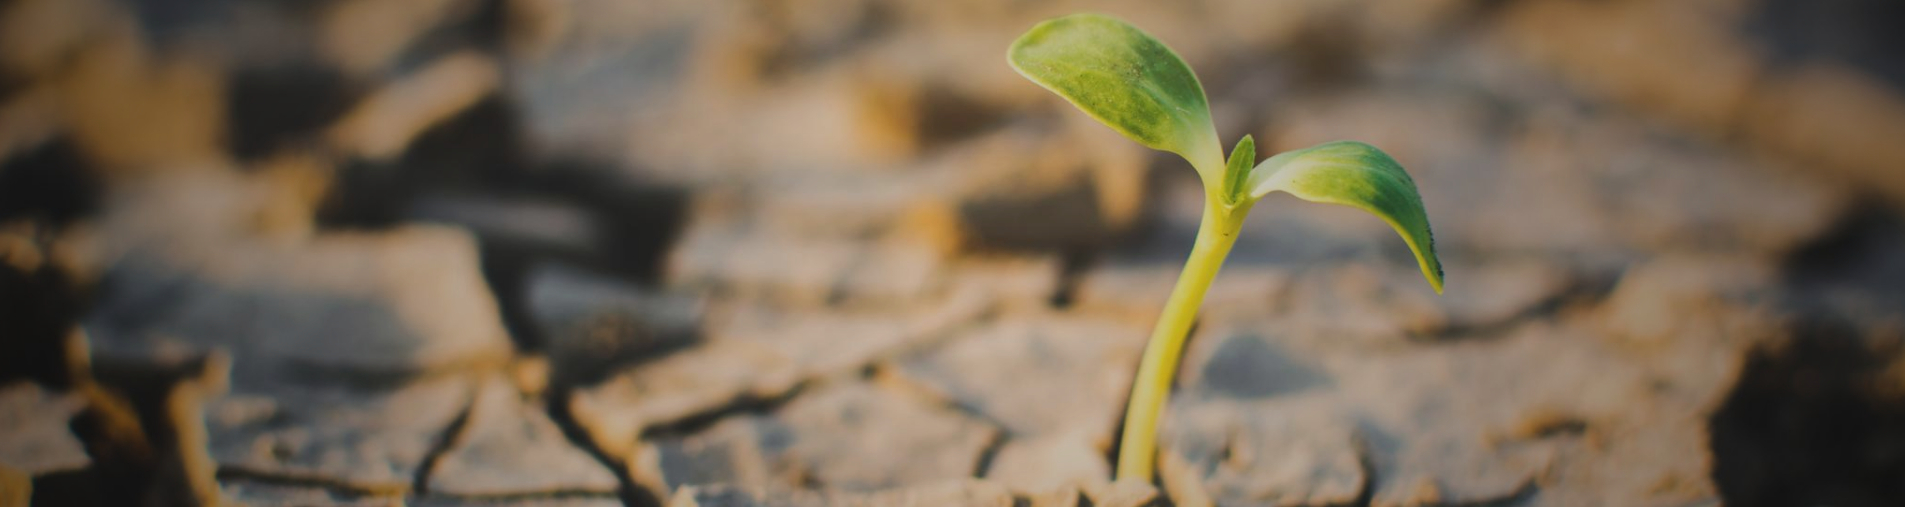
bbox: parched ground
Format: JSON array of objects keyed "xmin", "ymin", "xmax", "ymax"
[{"xmin": 3, "ymin": 0, "xmax": 1905, "ymax": 506}]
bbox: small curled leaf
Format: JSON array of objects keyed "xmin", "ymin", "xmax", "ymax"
[
  {"xmin": 1007, "ymin": 13, "xmax": 1222, "ymax": 176},
  {"xmin": 1248, "ymin": 141, "xmax": 1445, "ymax": 292},
  {"xmin": 1222, "ymin": 135, "xmax": 1255, "ymax": 205}
]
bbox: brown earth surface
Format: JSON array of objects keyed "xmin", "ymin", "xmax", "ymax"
[{"xmin": 4, "ymin": 0, "xmax": 1905, "ymax": 506}]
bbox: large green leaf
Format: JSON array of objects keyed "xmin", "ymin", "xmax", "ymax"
[
  {"xmin": 1007, "ymin": 13, "xmax": 1222, "ymax": 175},
  {"xmin": 1248, "ymin": 141, "xmax": 1445, "ymax": 293}
]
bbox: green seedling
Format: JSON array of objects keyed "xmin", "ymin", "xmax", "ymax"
[{"xmin": 1008, "ymin": 13, "xmax": 1445, "ymax": 482}]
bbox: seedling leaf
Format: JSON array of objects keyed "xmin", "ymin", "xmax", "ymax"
[
  {"xmin": 1248, "ymin": 141, "xmax": 1445, "ymax": 292},
  {"xmin": 1222, "ymin": 135, "xmax": 1255, "ymax": 205},
  {"xmin": 1007, "ymin": 13, "xmax": 1222, "ymax": 175}
]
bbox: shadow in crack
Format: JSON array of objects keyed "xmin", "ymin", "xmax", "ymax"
[
  {"xmin": 1197, "ymin": 332, "xmax": 1332, "ymax": 400},
  {"xmin": 1707, "ymin": 320, "xmax": 1905, "ymax": 507}
]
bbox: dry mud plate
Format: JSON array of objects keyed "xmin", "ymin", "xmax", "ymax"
[{"xmin": 3, "ymin": 0, "xmax": 1905, "ymax": 506}]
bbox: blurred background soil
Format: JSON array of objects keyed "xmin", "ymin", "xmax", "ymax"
[{"xmin": 3, "ymin": 0, "xmax": 1905, "ymax": 506}]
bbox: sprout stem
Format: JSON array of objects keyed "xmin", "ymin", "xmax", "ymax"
[{"xmin": 1115, "ymin": 196, "xmax": 1251, "ymax": 481}]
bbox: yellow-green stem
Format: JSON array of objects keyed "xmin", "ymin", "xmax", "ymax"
[{"xmin": 1115, "ymin": 196, "xmax": 1251, "ymax": 482}]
